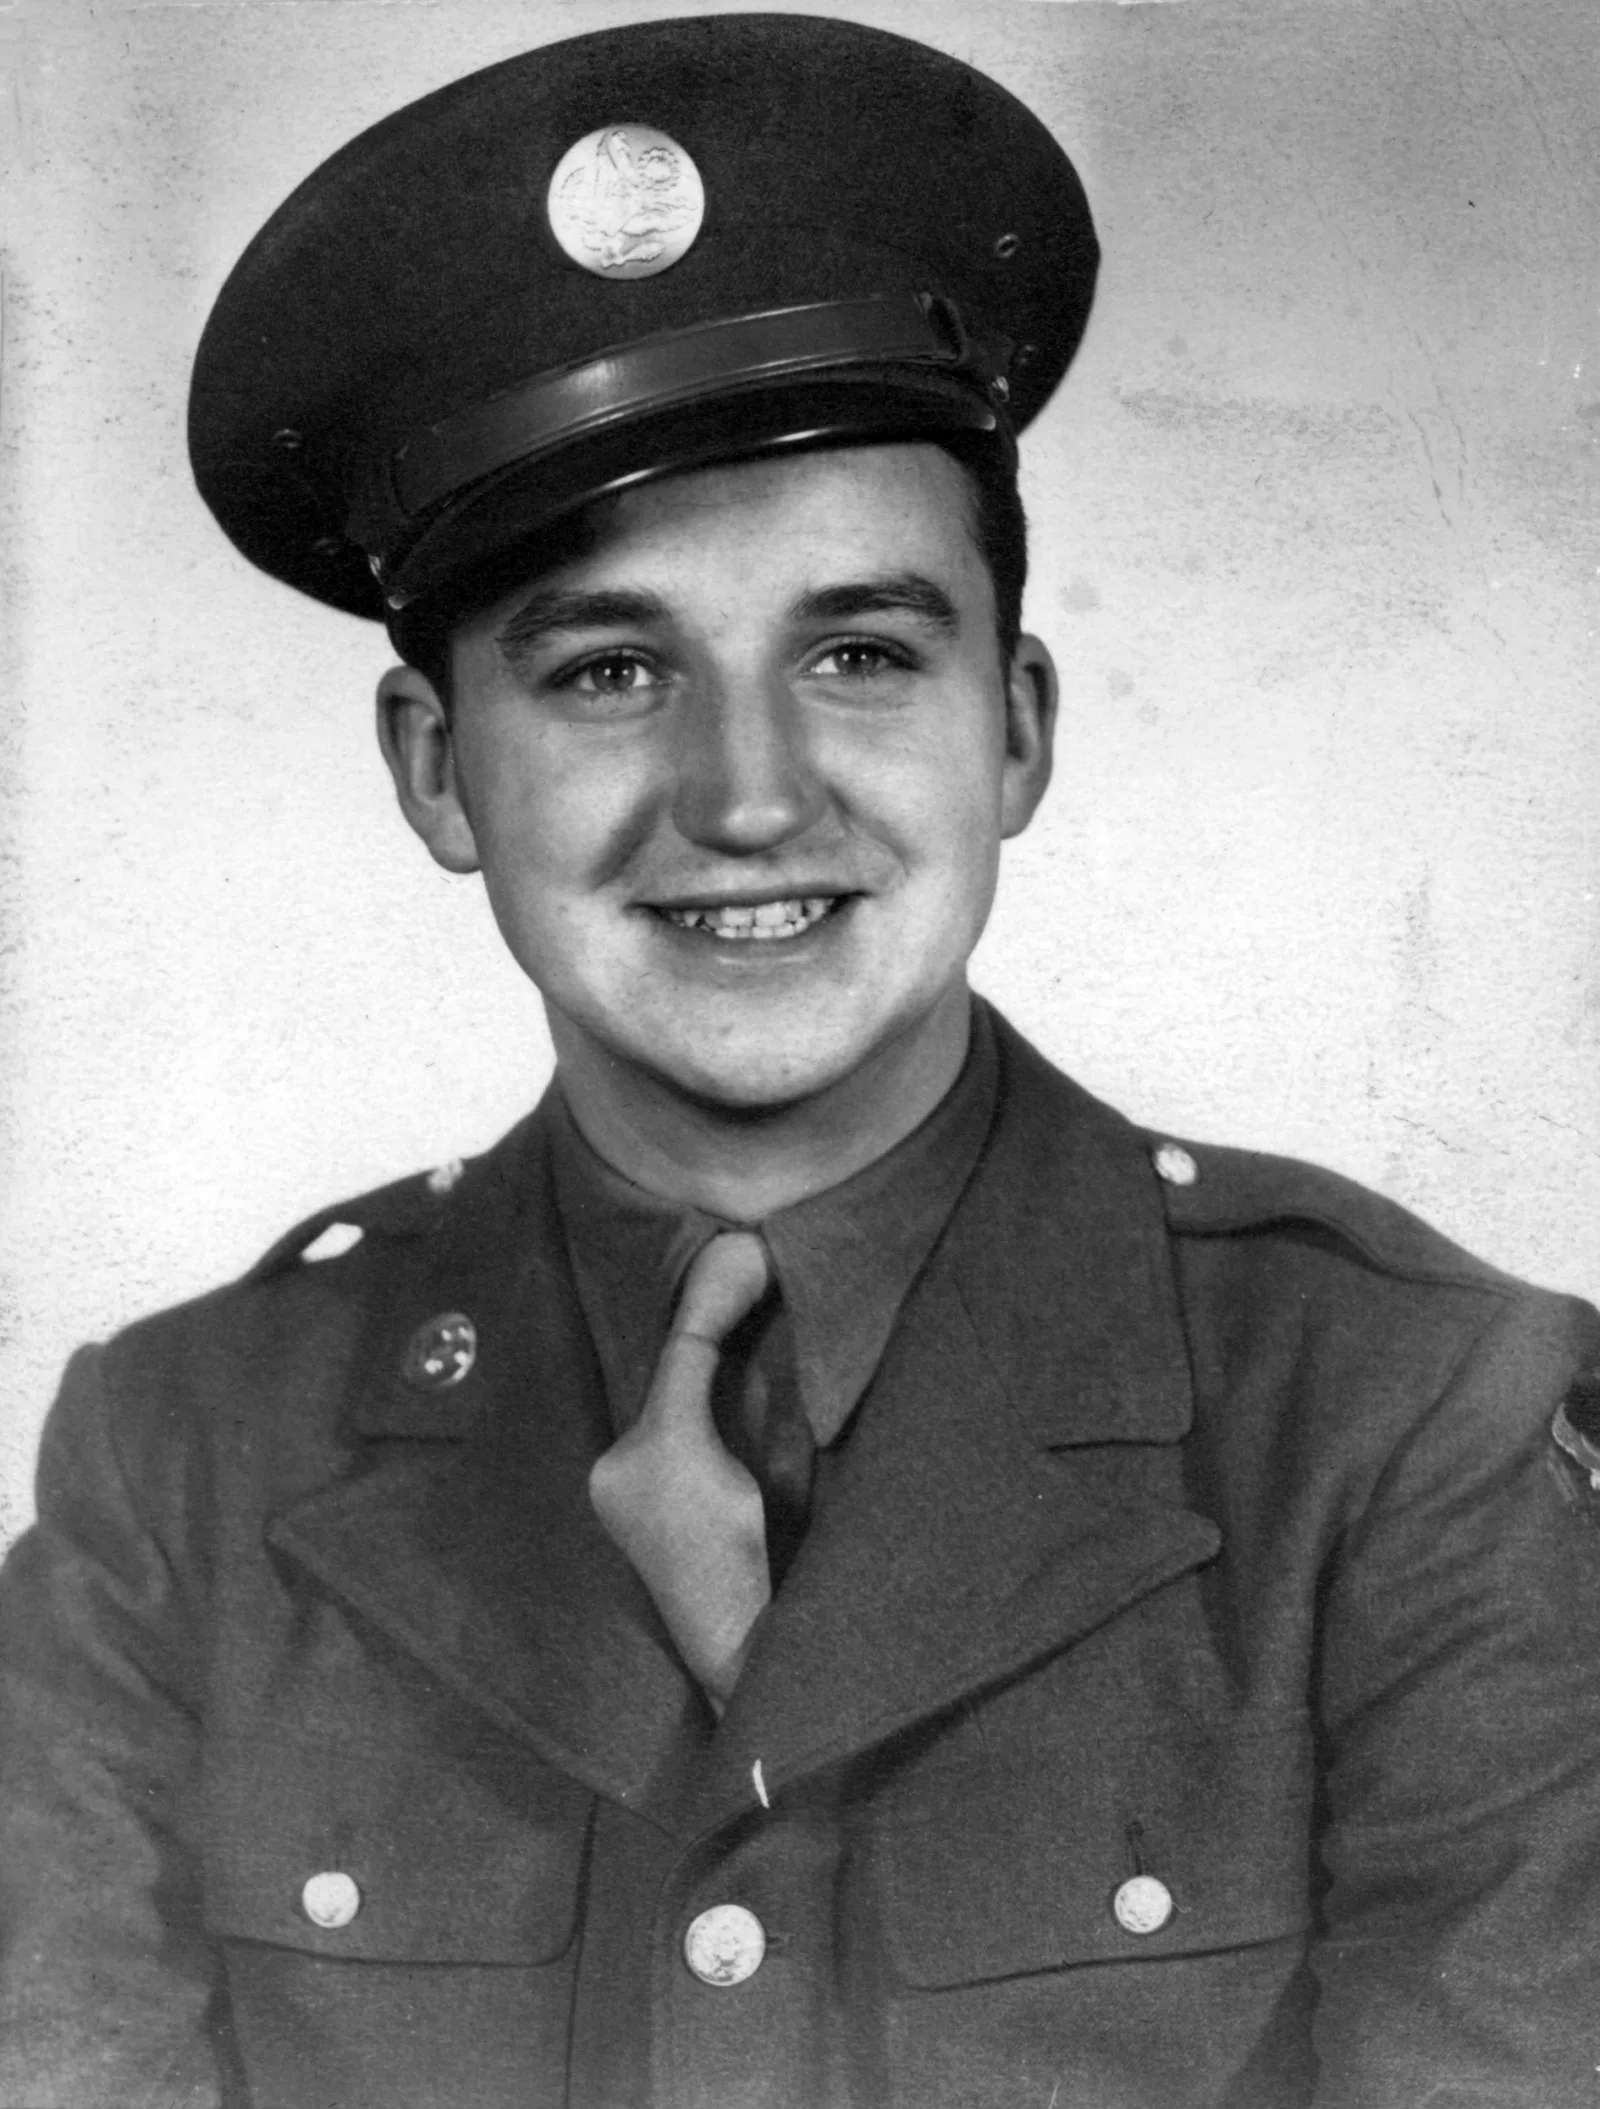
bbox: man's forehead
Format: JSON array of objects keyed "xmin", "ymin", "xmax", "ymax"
[{"xmin": 474, "ymin": 444, "xmax": 986, "ymax": 635}]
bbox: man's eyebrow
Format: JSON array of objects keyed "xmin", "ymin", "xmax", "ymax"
[
  {"xmin": 496, "ymin": 587, "xmax": 670, "ymax": 655},
  {"xmin": 494, "ymin": 573, "xmax": 961, "ymax": 655},
  {"xmin": 790, "ymin": 574, "xmax": 960, "ymax": 634}
]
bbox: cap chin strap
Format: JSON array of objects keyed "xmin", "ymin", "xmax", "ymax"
[{"xmin": 349, "ymin": 294, "xmax": 1013, "ymax": 608}]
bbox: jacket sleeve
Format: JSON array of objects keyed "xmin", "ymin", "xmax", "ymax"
[
  {"xmin": 1309, "ymin": 1290, "xmax": 1600, "ymax": 2107},
  {"xmin": 0, "ymin": 1345, "xmax": 224, "ymax": 2109}
]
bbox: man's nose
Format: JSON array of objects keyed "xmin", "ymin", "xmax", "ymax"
[{"xmin": 670, "ymin": 678, "xmax": 828, "ymax": 854}]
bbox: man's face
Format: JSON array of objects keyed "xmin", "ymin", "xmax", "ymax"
[{"xmin": 381, "ymin": 442, "xmax": 1055, "ymax": 1111}]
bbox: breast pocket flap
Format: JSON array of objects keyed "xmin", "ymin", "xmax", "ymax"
[
  {"xmin": 202, "ymin": 1724, "xmax": 592, "ymax": 1965},
  {"xmin": 882, "ymin": 1715, "xmax": 1314, "ymax": 1989}
]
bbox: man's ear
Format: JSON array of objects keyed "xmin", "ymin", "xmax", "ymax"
[
  {"xmin": 375, "ymin": 665, "xmax": 481, "ymax": 874},
  {"xmin": 998, "ymin": 633, "xmax": 1057, "ymax": 839}
]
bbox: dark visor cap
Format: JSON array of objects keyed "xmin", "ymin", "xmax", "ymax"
[{"xmin": 188, "ymin": 13, "xmax": 1099, "ymax": 622}]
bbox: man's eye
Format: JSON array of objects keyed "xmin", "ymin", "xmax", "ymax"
[
  {"xmin": 807, "ymin": 639, "xmax": 912, "ymax": 680},
  {"xmin": 562, "ymin": 651, "xmax": 661, "ymax": 695}
]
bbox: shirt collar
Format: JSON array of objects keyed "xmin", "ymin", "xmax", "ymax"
[{"xmin": 549, "ymin": 1000, "xmax": 999, "ymax": 1447}]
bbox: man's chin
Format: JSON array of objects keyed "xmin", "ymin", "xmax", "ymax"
[
  {"xmin": 546, "ymin": 974, "xmax": 971, "ymax": 1127},
  {"xmin": 621, "ymin": 990, "xmax": 975, "ymax": 1127},
  {"xmin": 636, "ymin": 1035, "xmax": 873, "ymax": 1120},
  {"xmin": 589, "ymin": 998, "xmax": 917, "ymax": 1119}
]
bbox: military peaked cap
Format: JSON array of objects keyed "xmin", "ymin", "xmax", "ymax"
[{"xmin": 189, "ymin": 12, "xmax": 1098, "ymax": 622}]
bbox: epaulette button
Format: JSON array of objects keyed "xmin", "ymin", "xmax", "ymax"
[{"xmin": 1153, "ymin": 1143, "xmax": 1199, "ymax": 1188}]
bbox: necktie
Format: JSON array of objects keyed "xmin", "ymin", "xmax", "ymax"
[
  {"xmin": 709, "ymin": 1288, "xmax": 815, "ymax": 1586},
  {"xmin": 589, "ymin": 1232, "xmax": 777, "ymax": 1709}
]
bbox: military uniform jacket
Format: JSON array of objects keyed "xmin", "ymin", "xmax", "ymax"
[{"xmin": 4, "ymin": 1014, "xmax": 1600, "ymax": 2109}]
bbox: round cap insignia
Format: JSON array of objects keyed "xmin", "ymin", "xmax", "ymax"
[{"xmin": 547, "ymin": 125, "xmax": 705, "ymax": 279}]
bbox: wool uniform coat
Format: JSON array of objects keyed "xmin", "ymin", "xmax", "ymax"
[{"xmin": 4, "ymin": 1012, "xmax": 1600, "ymax": 2109}]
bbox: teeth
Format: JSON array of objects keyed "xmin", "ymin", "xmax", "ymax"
[{"xmin": 659, "ymin": 896, "xmax": 836, "ymax": 941}]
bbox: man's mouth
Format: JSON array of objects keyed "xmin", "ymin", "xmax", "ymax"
[{"xmin": 653, "ymin": 896, "xmax": 842, "ymax": 942}]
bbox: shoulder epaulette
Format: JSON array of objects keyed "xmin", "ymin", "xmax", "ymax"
[
  {"xmin": 1140, "ymin": 1131, "xmax": 1516, "ymax": 1298},
  {"xmin": 243, "ymin": 1155, "xmax": 472, "ymax": 1283}
]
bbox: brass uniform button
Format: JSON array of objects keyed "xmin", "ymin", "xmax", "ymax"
[
  {"xmin": 683, "ymin": 1903, "xmax": 767, "ymax": 1986},
  {"xmin": 1112, "ymin": 1874, "xmax": 1174, "ymax": 1935},
  {"xmin": 301, "ymin": 1871, "xmax": 362, "ymax": 1929}
]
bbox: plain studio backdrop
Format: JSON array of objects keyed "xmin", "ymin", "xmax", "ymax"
[{"xmin": 0, "ymin": 0, "xmax": 1596, "ymax": 1548}]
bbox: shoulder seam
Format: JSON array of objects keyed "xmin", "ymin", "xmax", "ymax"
[
  {"xmin": 1142, "ymin": 1131, "xmax": 1518, "ymax": 1301},
  {"xmin": 1173, "ymin": 1202, "xmax": 1518, "ymax": 1302}
]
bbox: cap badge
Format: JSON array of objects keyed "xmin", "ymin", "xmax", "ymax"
[{"xmin": 547, "ymin": 125, "xmax": 704, "ymax": 279}]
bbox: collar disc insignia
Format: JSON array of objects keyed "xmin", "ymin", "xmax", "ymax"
[{"xmin": 547, "ymin": 124, "xmax": 705, "ymax": 279}]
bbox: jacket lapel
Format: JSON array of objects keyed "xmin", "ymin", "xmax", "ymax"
[
  {"xmin": 268, "ymin": 1017, "xmax": 1221, "ymax": 1839},
  {"xmin": 268, "ymin": 1111, "xmax": 706, "ymax": 1830},
  {"xmin": 690, "ymin": 1016, "xmax": 1221, "ymax": 1831}
]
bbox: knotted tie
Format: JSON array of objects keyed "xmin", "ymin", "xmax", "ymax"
[
  {"xmin": 707, "ymin": 1268, "xmax": 815, "ymax": 1588},
  {"xmin": 590, "ymin": 1231, "xmax": 800, "ymax": 1709}
]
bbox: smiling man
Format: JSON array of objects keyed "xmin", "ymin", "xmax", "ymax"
[
  {"xmin": 4, "ymin": 14, "xmax": 1600, "ymax": 2109},
  {"xmin": 379, "ymin": 444, "xmax": 1053, "ymax": 1203}
]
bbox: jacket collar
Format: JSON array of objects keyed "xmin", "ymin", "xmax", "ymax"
[
  {"xmin": 329, "ymin": 1008, "xmax": 1192, "ymax": 1450},
  {"xmin": 687, "ymin": 1012, "xmax": 1214, "ymax": 1829},
  {"xmin": 548, "ymin": 998, "xmax": 999, "ymax": 1449},
  {"xmin": 950, "ymin": 1011, "xmax": 1195, "ymax": 1449},
  {"xmin": 269, "ymin": 1111, "xmax": 713, "ymax": 1826},
  {"xmin": 270, "ymin": 1013, "xmax": 1216, "ymax": 1834}
]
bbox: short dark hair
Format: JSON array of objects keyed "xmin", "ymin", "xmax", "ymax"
[
  {"xmin": 957, "ymin": 439, "xmax": 1028, "ymax": 665},
  {"xmin": 389, "ymin": 438, "xmax": 1028, "ymax": 707}
]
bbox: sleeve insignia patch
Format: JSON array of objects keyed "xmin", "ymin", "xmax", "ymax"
[{"xmin": 1552, "ymin": 1369, "xmax": 1600, "ymax": 1493}]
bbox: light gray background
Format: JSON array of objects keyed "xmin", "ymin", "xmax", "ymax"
[{"xmin": 2, "ymin": 0, "xmax": 1597, "ymax": 1549}]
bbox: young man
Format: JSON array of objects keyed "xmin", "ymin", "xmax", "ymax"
[{"xmin": 3, "ymin": 14, "xmax": 1600, "ymax": 2108}]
